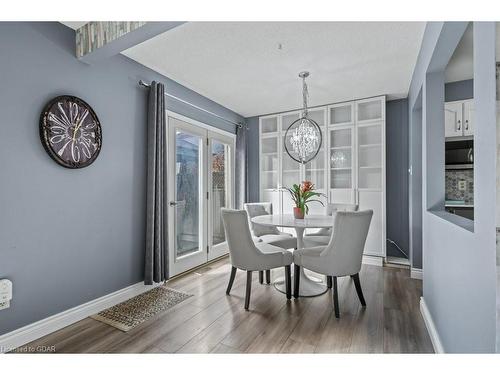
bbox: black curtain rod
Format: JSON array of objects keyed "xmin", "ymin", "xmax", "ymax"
[{"xmin": 139, "ymin": 80, "xmax": 246, "ymax": 129}]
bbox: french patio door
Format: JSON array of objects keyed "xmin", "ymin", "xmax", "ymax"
[{"xmin": 167, "ymin": 114, "xmax": 235, "ymax": 276}]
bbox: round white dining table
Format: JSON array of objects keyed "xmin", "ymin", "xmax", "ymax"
[{"xmin": 251, "ymin": 214, "xmax": 335, "ymax": 297}]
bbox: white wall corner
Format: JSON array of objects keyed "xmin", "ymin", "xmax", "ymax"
[
  {"xmin": 411, "ymin": 268, "xmax": 423, "ymax": 280},
  {"xmin": 420, "ymin": 297, "xmax": 444, "ymax": 353},
  {"xmin": 0, "ymin": 281, "xmax": 157, "ymax": 353}
]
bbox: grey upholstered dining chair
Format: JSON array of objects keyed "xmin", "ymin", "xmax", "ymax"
[
  {"xmin": 221, "ymin": 209, "xmax": 293, "ymax": 310},
  {"xmin": 303, "ymin": 203, "xmax": 359, "ymax": 247},
  {"xmin": 243, "ymin": 202, "xmax": 297, "ymax": 284},
  {"xmin": 294, "ymin": 210, "xmax": 373, "ymax": 318}
]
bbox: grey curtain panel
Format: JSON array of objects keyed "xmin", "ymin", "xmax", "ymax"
[
  {"xmin": 235, "ymin": 123, "xmax": 248, "ymax": 209},
  {"xmin": 145, "ymin": 81, "xmax": 168, "ymax": 284}
]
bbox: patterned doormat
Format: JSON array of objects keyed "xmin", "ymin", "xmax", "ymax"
[{"xmin": 91, "ymin": 286, "xmax": 192, "ymax": 332}]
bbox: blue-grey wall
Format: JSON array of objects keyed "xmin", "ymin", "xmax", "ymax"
[
  {"xmin": 0, "ymin": 22, "xmax": 244, "ymax": 336},
  {"xmin": 408, "ymin": 22, "xmax": 497, "ymax": 352},
  {"xmin": 386, "ymin": 99, "xmax": 409, "ymax": 259},
  {"xmin": 445, "ymin": 79, "xmax": 473, "ymax": 102}
]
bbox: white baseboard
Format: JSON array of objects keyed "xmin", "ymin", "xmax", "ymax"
[
  {"xmin": 411, "ymin": 268, "xmax": 423, "ymax": 280},
  {"xmin": 362, "ymin": 255, "xmax": 383, "ymax": 267},
  {"xmin": 0, "ymin": 281, "xmax": 157, "ymax": 353},
  {"xmin": 420, "ymin": 297, "xmax": 444, "ymax": 353}
]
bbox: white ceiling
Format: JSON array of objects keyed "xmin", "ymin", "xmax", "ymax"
[
  {"xmin": 123, "ymin": 22, "xmax": 425, "ymax": 117},
  {"xmin": 60, "ymin": 21, "xmax": 88, "ymax": 30}
]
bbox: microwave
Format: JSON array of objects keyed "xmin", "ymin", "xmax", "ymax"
[{"xmin": 445, "ymin": 140, "xmax": 473, "ymax": 169}]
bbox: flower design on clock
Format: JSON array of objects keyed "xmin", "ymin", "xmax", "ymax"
[{"xmin": 40, "ymin": 96, "xmax": 102, "ymax": 168}]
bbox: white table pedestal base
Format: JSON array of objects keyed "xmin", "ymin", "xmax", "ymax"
[
  {"xmin": 273, "ymin": 268, "xmax": 328, "ymax": 297},
  {"xmin": 273, "ymin": 226, "xmax": 328, "ymax": 297}
]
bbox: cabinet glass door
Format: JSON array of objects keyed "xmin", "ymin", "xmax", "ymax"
[
  {"xmin": 357, "ymin": 123, "xmax": 383, "ymax": 190},
  {"xmin": 329, "ymin": 102, "xmax": 354, "ymax": 126},
  {"xmin": 329, "ymin": 126, "xmax": 354, "ymax": 204},
  {"xmin": 304, "ymin": 108, "xmax": 327, "ymax": 213}
]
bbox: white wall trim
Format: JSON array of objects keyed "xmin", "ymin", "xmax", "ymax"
[
  {"xmin": 420, "ymin": 297, "xmax": 444, "ymax": 353},
  {"xmin": 166, "ymin": 110, "xmax": 236, "ymax": 139},
  {"xmin": 411, "ymin": 267, "xmax": 423, "ymax": 280},
  {"xmin": 362, "ymin": 255, "xmax": 384, "ymax": 267},
  {"xmin": 0, "ymin": 281, "xmax": 157, "ymax": 353}
]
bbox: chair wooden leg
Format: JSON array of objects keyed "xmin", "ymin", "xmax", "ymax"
[
  {"xmin": 352, "ymin": 273, "xmax": 366, "ymax": 306},
  {"xmin": 259, "ymin": 271, "xmax": 264, "ymax": 284},
  {"xmin": 226, "ymin": 266, "xmax": 237, "ymax": 295},
  {"xmin": 327, "ymin": 276, "xmax": 332, "ymax": 289},
  {"xmin": 293, "ymin": 264, "xmax": 300, "ymax": 298},
  {"xmin": 333, "ymin": 276, "xmax": 340, "ymax": 318},
  {"xmin": 285, "ymin": 266, "xmax": 291, "ymax": 300},
  {"xmin": 245, "ymin": 271, "xmax": 252, "ymax": 310},
  {"xmin": 266, "ymin": 270, "xmax": 271, "ymax": 284}
]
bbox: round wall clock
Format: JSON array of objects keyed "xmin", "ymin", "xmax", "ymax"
[{"xmin": 39, "ymin": 95, "xmax": 102, "ymax": 169}]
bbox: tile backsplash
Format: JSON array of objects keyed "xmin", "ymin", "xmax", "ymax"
[{"xmin": 445, "ymin": 169, "xmax": 474, "ymax": 203}]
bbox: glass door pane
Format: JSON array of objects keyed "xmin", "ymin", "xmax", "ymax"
[
  {"xmin": 168, "ymin": 116, "xmax": 208, "ymax": 277},
  {"xmin": 260, "ymin": 136, "xmax": 279, "ymax": 190},
  {"xmin": 261, "ymin": 117, "xmax": 278, "ymax": 134},
  {"xmin": 329, "ymin": 103, "xmax": 354, "ymax": 126},
  {"xmin": 211, "ymin": 140, "xmax": 227, "ymax": 247},
  {"xmin": 175, "ymin": 131, "xmax": 203, "ymax": 258}
]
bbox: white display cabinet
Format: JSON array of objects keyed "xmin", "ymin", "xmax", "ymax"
[{"xmin": 259, "ymin": 96, "xmax": 386, "ymax": 257}]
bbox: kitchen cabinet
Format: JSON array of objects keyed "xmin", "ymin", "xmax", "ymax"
[
  {"xmin": 445, "ymin": 99, "xmax": 474, "ymax": 138},
  {"xmin": 463, "ymin": 100, "xmax": 474, "ymax": 136}
]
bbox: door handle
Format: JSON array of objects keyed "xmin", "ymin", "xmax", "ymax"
[
  {"xmin": 457, "ymin": 120, "xmax": 461, "ymax": 131},
  {"xmin": 169, "ymin": 201, "xmax": 178, "ymax": 207},
  {"xmin": 465, "ymin": 120, "xmax": 469, "ymax": 130}
]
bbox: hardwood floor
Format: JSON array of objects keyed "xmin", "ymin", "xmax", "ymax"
[{"xmin": 15, "ymin": 257, "xmax": 433, "ymax": 354}]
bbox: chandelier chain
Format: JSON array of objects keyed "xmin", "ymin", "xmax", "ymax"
[{"xmin": 302, "ymin": 75, "xmax": 309, "ymax": 117}]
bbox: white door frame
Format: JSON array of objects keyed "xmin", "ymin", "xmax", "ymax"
[
  {"xmin": 207, "ymin": 131, "xmax": 235, "ymax": 260},
  {"xmin": 167, "ymin": 111, "xmax": 235, "ymax": 276}
]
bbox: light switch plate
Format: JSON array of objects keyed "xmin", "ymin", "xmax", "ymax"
[{"xmin": 458, "ymin": 180, "xmax": 466, "ymax": 191}]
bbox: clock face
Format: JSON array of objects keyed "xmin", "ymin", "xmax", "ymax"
[{"xmin": 40, "ymin": 96, "xmax": 102, "ymax": 168}]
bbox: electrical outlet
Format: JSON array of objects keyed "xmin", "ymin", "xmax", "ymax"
[{"xmin": 458, "ymin": 180, "xmax": 466, "ymax": 191}]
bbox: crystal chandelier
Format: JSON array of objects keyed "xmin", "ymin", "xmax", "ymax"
[{"xmin": 284, "ymin": 72, "xmax": 322, "ymax": 164}]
